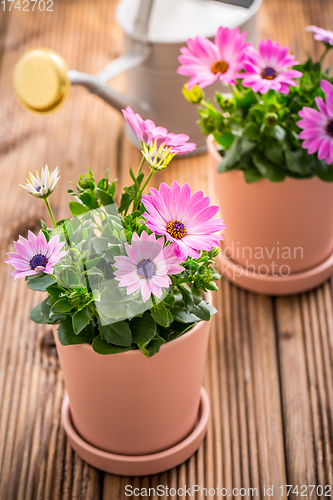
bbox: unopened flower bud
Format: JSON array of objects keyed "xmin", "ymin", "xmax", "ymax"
[
  {"xmin": 182, "ymin": 84, "xmax": 204, "ymax": 104},
  {"xmin": 216, "ymin": 93, "xmax": 234, "ymax": 111},
  {"xmin": 264, "ymin": 112, "xmax": 278, "ymax": 126},
  {"xmin": 78, "ymin": 174, "xmax": 94, "ymax": 190},
  {"xmin": 67, "ymin": 248, "xmax": 82, "ymax": 263}
]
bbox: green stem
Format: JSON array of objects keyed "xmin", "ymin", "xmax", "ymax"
[
  {"xmin": 229, "ymin": 84, "xmax": 240, "ymax": 97},
  {"xmin": 320, "ymin": 45, "xmax": 331, "ymax": 65},
  {"xmin": 133, "ymin": 169, "xmax": 154, "ymax": 211},
  {"xmin": 44, "ymin": 198, "xmax": 56, "ymax": 228},
  {"xmin": 136, "ymin": 155, "xmax": 145, "ymax": 177},
  {"xmin": 201, "ymin": 99, "xmax": 217, "ymax": 112},
  {"xmin": 139, "ymin": 169, "xmax": 154, "ymax": 198}
]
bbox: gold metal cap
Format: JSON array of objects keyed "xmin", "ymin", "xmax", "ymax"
[{"xmin": 13, "ymin": 48, "xmax": 70, "ymax": 114}]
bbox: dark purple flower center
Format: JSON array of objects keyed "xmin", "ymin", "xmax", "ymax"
[
  {"xmin": 167, "ymin": 220, "xmax": 187, "ymax": 239},
  {"xmin": 137, "ymin": 259, "xmax": 156, "ymax": 279},
  {"xmin": 326, "ymin": 120, "xmax": 333, "ymax": 137},
  {"xmin": 151, "ymin": 156, "xmax": 164, "ymax": 165},
  {"xmin": 30, "ymin": 253, "xmax": 48, "ymax": 270},
  {"xmin": 212, "ymin": 60, "xmax": 229, "ymax": 75},
  {"xmin": 261, "ymin": 67, "xmax": 277, "ymax": 80}
]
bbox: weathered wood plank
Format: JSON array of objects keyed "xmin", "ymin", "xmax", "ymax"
[
  {"xmin": 0, "ymin": 0, "xmax": 333, "ymax": 498},
  {"xmin": 275, "ymin": 296, "xmax": 318, "ymax": 499}
]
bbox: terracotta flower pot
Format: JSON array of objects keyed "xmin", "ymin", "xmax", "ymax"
[
  {"xmin": 207, "ymin": 135, "xmax": 333, "ymax": 295},
  {"xmin": 54, "ymin": 292, "xmax": 212, "ymax": 474}
]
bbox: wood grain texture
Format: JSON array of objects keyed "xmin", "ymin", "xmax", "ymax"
[{"xmin": 0, "ymin": 0, "xmax": 333, "ymax": 498}]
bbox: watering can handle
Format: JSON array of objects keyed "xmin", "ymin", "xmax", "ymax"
[
  {"xmin": 68, "ymin": 0, "xmax": 154, "ymax": 114},
  {"xmin": 94, "ymin": 0, "xmax": 154, "ymax": 83},
  {"xmin": 133, "ymin": 0, "xmax": 154, "ymax": 39}
]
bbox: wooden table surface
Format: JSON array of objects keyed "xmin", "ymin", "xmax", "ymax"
[{"xmin": 0, "ymin": 0, "xmax": 333, "ymax": 498}]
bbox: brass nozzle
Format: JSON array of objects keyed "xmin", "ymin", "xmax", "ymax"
[{"xmin": 13, "ymin": 48, "xmax": 70, "ymax": 114}]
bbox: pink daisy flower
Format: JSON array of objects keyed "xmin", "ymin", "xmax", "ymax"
[
  {"xmin": 142, "ymin": 182, "xmax": 225, "ymax": 261},
  {"xmin": 177, "ymin": 26, "xmax": 249, "ymax": 90},
  {"xmin": 5, "ymin": 231, "xmax": 66, "ymax": 280},
  {"xmin": 122, "ymin": 107, "xmax": 196, "ymax": 154},
  {"xmin": 306, "ymin": 26, "xmax": 333, "ymax": 47},
  {"xmin": 297, "ymin": 80, "xmax": 333, "ymax": 165},
  {"xmin": 113, "ymin": 232, "xmax": 183, "ymax": 303},
  {"xmin": 241, "ymin": 40, "xmax": 302, "ymax": 94}
]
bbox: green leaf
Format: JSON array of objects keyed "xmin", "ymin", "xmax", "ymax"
[
  {"xmin": 150, "ymin": 304, "xmax": 173, "ymax": 327},
  {"xmin": 253, "ymin": 155, "xmax": 286, "ymax": 182},
  {"xmin": 86, "ymin": 267, "xmax": 103, "ymax": 277},
  {"xmin": 46, "ymin": 283, "xmax": 63, "ymax": 299},
  {"xmin": 85, "ymin": 257, "xmax": 103, "ymax": 269},
  {"xmin": 92, "ymin": 237, "xmax": 109, "ymax": 254},
  {"xmin": 243, "ymin": 123, "xmax": 260, "ymax": 141},
  {"xmin": 213, "ymin": 131, "xmax": 234, "ymax": 149},
  {"xmin": 51, "ymin": 298, "xmax": 75, "ymax": 313},
  {"xmin": 191, "ymin": 300, "xmax": 217, "ymax": 321},
  {"xmin": 316, "ymin": 160, "xmax": 333, "ymax": 181},
  {"xmin": 284, "ymin": 147, "xmax": 314, "ymax": 175},
  {"xmin": 270, "ymin": 125, "xmax": 286, "ymax": 141},
  {"xmin": 138, "ymin": 335, "xmax": 165, "ymax": 358},
  {"xmin": 58, "ymin": 317, "xmax": 95, "ymax": 346},
  {"xmin": 26, "ymin": 273, "xmax": 55, "ymax": 291},
  {"xmin": 69, "ymin": 201, "xmax": 89, "ymax": 216},
  {"xmin": 171, "ymin": 307, "xmax": 201, "ymax": 324},
  {"xmin": 217, "ymin": 137, "xmax": 240, "ymax": 173},
  {"xmin": 95, "ymin": 188, "xmax": 114, "ymax": 206},
  {"xmin": 30, "ymin": 298, "xmax": 54, "ymax": 324},
  {"xmin": 72, "ymin": 306, "xmax": 91, "ymax": 335},
  {"xmin": 191, "ymin": 286, "xmax": 204, "ymax": 305},
  {"xmin": 79, "ymin": 192, "xmax": 99, "ymax": 209},
  {"xmin": 99, "ymin": 321, "xmax": 132, "ymax": 347},
  {"xmin": 240, "ymin": 136, "xmax": 256, "ymax": 155},
  {"xmin": 92, "ymin": 335, "xmax": 135, "ymax": 354},
  {"xmin": 118, "ymin": 192, "xmax": 132, "ymax": 213},
  {"xmin": 130, "ymin": 312, "xmax": 157, "ymax": 344},
  {"xmin": 243, "ymin": 166, "xmax": 263, "ymax": 183},
  {"xmin": 265, "ymin": 144, "xmax": 284, "ymax": 165}
]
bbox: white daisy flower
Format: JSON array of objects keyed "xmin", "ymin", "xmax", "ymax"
[
  {"xmin": 141, "ymin": 140, "xmax": 176, "ymax": 171},
  {"xmin": 20, "ymin": 165, "xmax": 60, "ymax": 198}
]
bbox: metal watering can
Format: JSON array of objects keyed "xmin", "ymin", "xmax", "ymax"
[{"xmin": 13, "ymin": 0, "xmax": 262, "ymax": 154}]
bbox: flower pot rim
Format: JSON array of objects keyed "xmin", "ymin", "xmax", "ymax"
[
  {"xmin": 55, "ymin": 290, "xmax": 213, "ymax": 357},
  {"xmin": 207, "ymin": 134, "xmax": 327, "ymax": 185}
]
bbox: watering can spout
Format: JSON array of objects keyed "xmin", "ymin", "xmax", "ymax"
[
  {"xmin": 13, "ymin": 0, "xmax": 262, "ymax": 154},
  {"xmin": 13, "ymin": 45, "xmax": 152, "ymax": 117},
  {"xmin": 68, "ymin": 42, "xmax": 152, "ymax": 115}
]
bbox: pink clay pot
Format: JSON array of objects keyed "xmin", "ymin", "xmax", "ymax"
[
  {"xmin": 53, "ymin": 294, "xmax": 211, "ymax": 457},
  {"xmin": 207, "ymin": 135, "xmax": 333, "ymax": 274}
]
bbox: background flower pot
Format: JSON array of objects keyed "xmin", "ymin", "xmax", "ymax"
[
  {"xmin": 207, "ymin": 135, "xmax": 333, "ymax": 294},
  {"xmin": 53, "ymin": 294, "xmax": 212, "ymax": 458}
]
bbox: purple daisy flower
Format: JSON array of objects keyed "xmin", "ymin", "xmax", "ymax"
[
  {"xmin": 113, "ymin": 232, "xmax": 183, "ymax": 303},
  {"xmin": 297, "ymin": 80, "xmax": 333, "ymax": 165},
  {"xmin": 177, "ymin": 26, "xmax": 249, "ymax": 90},
  {"xmin": 122, "ymin": 107, "xmax": 196, "ymax": 154},
  {"xmin": 142, "ymin": 182, "xmax": 225, "ymax": 261},
  {"xmin": 241, "ymin": 40, "xmax": 303, "ymax": 94},
  {"xmin": 5, "ymin": 231, "xmax": 66, "ymax": 280},
  {"xmin": 306, "ymin": 26, "xmax": 333, "ymax": 47}
]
